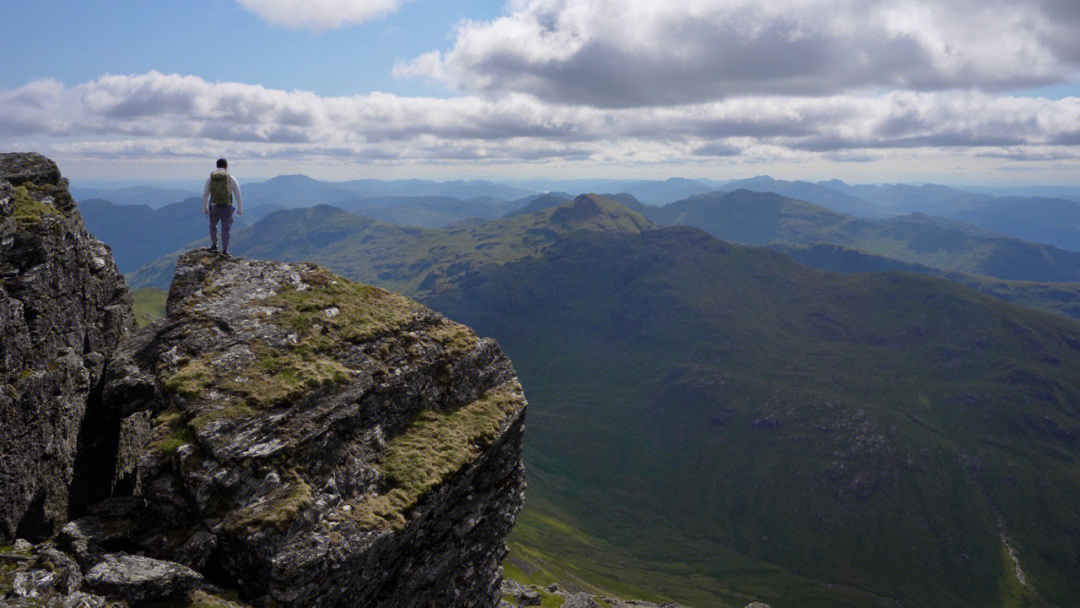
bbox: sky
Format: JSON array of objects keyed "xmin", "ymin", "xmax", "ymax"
[{"xmin": 3, "ymin": 0, "xmax": 1080, "ymax": 185}]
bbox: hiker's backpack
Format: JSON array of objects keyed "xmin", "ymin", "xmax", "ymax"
[{"xmin": 209, "ymin": 170, "xmax": 232, "ymax": 206}]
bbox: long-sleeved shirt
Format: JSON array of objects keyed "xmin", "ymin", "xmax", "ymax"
[{"xmin": 201, "ymin": 172, "xmax": 243, "ymax": 214}]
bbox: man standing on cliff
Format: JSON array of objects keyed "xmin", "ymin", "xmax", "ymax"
[{"xmin": 201, "ymin": 158, "xmax": 243, "ymax": 257}]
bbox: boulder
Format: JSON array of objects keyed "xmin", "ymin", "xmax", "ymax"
[{"xmin": 84, "ymin": 553, "xmax": 202, "ymax": 601}]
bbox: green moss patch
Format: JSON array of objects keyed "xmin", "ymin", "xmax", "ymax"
[
  {"xmin": 501, "ymin": 589, "xmax": 568, "ymax": 608},
  {"xmin": 0, "ymin": 571, "xmax": 13, "ymax": 597},
  {"xmin": 223, "ymin": 472, "xmax": 312, "ymax": 534},
  {"xmin": 164, "ymin": 360, "xmax": 213, "ymax": 400},
  {"xmin": 264, "ymin": 267, "xmax": 418, "ymax": 345},
  {"xmin": 11, "ymin": 184, "xmax": 60, "ymax": 226},
  {"xmin": 133, "ymin": 288, "xmax": 168, "ymax": 327},
  {"xmin": 148, "ymin": 409, "xmax": 197, "ymax": 456},
  {"xmin": 162, "ymin": 269, "xmax": 442, "ymax": 412},
  {"xmin": 346, "ymin": 386, "xmax": 521, "ymax": 530}
]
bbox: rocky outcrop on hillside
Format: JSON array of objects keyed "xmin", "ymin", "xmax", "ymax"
[
  {"xmin": 0, "ymin": 153, "xmax": 136, "ymax": 541},
  {"xmin": 500, "ymin": 579, "xmax": 770, "ymax": 608},
  {"xmin": 2, "ymin": 244, "xmax": 527, "ymax": 607}
]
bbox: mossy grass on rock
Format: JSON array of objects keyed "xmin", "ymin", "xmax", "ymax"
[{"xmin": 89, "ymin": 249, "xmax": 527, "ymax": 608}]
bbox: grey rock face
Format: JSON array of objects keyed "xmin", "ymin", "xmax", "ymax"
[
  {"xmin": 92, "ymin": 249, "xmax": 527, "ymax": 607},
  {"xmin": 0, "ymin": 153, "xmax": 63, "ymax": 189},
  {"xmin": 84, "ymin": 553, "xmax": 202, "ymax": 600},
  {"xmin": 0, "ymin": 153, "xmax": 135, "ymax": 541}
]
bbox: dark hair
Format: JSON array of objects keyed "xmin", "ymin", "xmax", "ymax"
[{"xmin": 216, "ymin": 158, "xmax": 228, "ymax": 169}]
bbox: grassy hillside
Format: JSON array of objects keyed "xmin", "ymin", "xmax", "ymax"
[
  {"xmin": 425, "ymin": 227, "xmax": 1080, "ymax": 607},
  {"xmin": 132, "ymin": 287, "xmax": 167, "ymax": 327}
]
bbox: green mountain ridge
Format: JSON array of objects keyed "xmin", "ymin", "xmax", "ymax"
[
  {"xmin": 772, "ymin": 243, "xmax": 1080, "ymax": 320},
  {"xmin": 425, "ymin": 226, "xmax": 1080, "ymax": 608},
  {"xmin": 129, "ymin": 194, "xmax": 655, "ymax": 292},
  {"xmin": 639, "ymin": 190, "xmax": 1080, "ymax": 318},
  {"xmin": 129, "ymin": 194, "xmax": 1080, "ymax": 607}
]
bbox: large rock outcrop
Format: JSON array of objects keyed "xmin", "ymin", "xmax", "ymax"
[
  {"xmin": 0, "ymin": 153, "xmax": 527, "ymax": 608},
  {"xmin": 0, "ymin": 153, "xmax": 135, "ymax": 541},
  {"xmin": 32, "ymin": 249, "xmax": 526, "ymax": 607}
]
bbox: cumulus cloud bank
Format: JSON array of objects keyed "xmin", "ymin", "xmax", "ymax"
[
  {"xmin": 237, "ymin": 0, "xmax": 407, "ymax": 32},
  {"xmin": 5, "ymin": 1, "xmax": 1080, "ymax": 175},
  {"xmin": 395, "ymin": 0, "xmax": 1080, "ymax": 107},
  {"xmin": 3, "ymin": 71, "xmax": 1080, "ymax": 168}
]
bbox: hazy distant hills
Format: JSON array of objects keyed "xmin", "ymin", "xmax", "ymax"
[
  {"xmin": 128, "ymin": 194, "xmax": 655, "ymax": 291},
  {"xmin": 962, "ymin": 184, "xmax": 1080, "ymax": 201},
  {"xmin": 337, "ymin": 177, "xmax": 534, "ymax": 201},
  {"xmin": 124, "ymin": 187, "xmax": 1080, "ymax": 320},
  {"xmin": 78, "ymin": 198, "xmax": 247, "ymax": 272},
  {"xmin": 949, "ymin": 197, "xmax": 1080, "ymax": 250},
  {"xmin": 240, "ymin": 174, "xmax": 357, "ymax": 207},
  {"xmin": 645, "ymin": 190, "xmax": 1080, "ymax": 283},
  {"xmin": 510, "ymin": 177, "xmax": 718, "ymax": 205},
  {"xmin": 723, "ymin": 176, "xmax": 886, "ymax": 217},
  {"xmin": 773, "ymin": 242, "xmax": 1080, "ymax": 319},
  {"xmin": 239, "ymin": 175, "xmax": 536, "ymax": 209},
  {"xmin": 147, "ymin": 195, "xmax": 1080, "ymax": 607},
  {"xmin": 335, "ymin": 196, "xmax": 517, "ymax": 228},
  {"xmin": 718, "ymin": 178, "xmax": 1080, "ymax": 251},
  {"xmin": 70, "ymin": 185, "xmax": 199, "ymax": 208},
  {"xmin": 74, "ymin": 172, "xmax": 1080, "ymax": 252}
]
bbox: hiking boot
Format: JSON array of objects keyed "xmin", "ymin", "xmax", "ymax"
[
  {"xmin": 222, "ymin": 252, "xmax": 232, "ymax": 258},
  {"xmin": 208, "ymin": 244, "xmax": 218, "ymax": 252}
]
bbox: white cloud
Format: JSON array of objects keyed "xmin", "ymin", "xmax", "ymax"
[
  {"xmin": 236, "ymin": 0, "xmax": 407, "ymax": 32},
  {"xmin": 4, "ymin": 72, "xmax": 1080, "ymax": 177},
  {"xmin": 396, "ymin": 0, "xmax": 1080, "ymax": 107}
]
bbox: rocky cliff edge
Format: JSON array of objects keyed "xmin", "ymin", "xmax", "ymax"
[
  {"xmin": 0, "ymin": 152, "xmax": 136, "ymax": 542},
  {"xmin": 1, "ymin": 154, "xmax": 527, "ymax": 608}
]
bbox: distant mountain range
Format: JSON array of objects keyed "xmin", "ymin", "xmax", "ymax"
[
  {"xmin": 127, "ymin": 195, "xmax": 1080, "ymax": 607},
  {"xmin": 127, "ymin": 194, "xmax": 653, "ymax": 293},
  {"xmin": 643, "ymin": 190, "xmax": 1080, "ymax": 283},
  {"xmin": 772, "ymin": 242, "xmax": 1080, "ymax": 319},
  {"xmin": 74, "ymin": 173, "xmax": 1080, "ymax": 252},
  {"xmin": 723, "ymin": 176, "xmax": 885, "ymax": 217},
  {"xmin": 335, "ymin": 196, "xmax": 518, "ymax": 228},
  {"xmin": 506, "ymin": 177, "xmax": 720, "ymax": 205},
  {"xmin": 78, "ymin": 198, "xmax": 248, "ymax": 272},
  {"xmin": 723, "ymin": 178, "xmax": 1080, "ymax": 251},
  {"xmin": 124, "ymin": 187, "xmax": 1080, "ymax": 322},
  {"xmin": 70, "ymin": 185, "xmax": 199, "ymax": 208}
]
